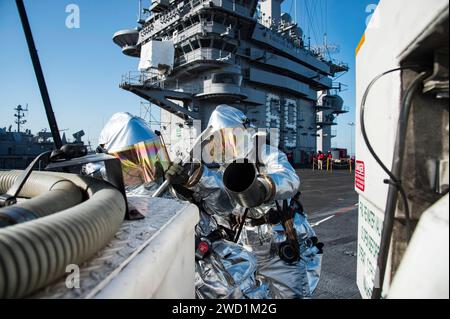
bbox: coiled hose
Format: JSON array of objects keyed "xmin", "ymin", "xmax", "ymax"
[
  {"xmin": 0, "ymin": 171, "xmax": 83, "ymax": 226},
  {"xmin": 0, "ymin": 171, "xmax": 126, "ymax": 299}
]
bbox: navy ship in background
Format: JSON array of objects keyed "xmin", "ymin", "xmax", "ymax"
[
  {"xmin": 0, "ymin": 105, "xmax": 87, "ymax": 169},
  {"xmin": 113, "ymin": 0, "xmax": 349, "ymax": 165}
]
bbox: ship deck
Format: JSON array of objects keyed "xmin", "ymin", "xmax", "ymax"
[
  {"xmin": 31, "ymin": 168, "xmax": 360, "ymax": 299},
  {"xmin": 296, "ymin": 168, "xmax": 361, "ymax": 299}
]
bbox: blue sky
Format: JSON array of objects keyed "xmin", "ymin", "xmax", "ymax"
[{"xmin": 0, "ymin": 0, "xmax": 378, "ymax": 153}]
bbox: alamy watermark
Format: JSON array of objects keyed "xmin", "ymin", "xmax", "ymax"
[
  {"xmin": 66, "ymin": 4, "xmax": 80, "ymax": 29},
  {"xmin": 169, "ymin": 126, "xmax": 283, "ymax": 165},
  {"xmin": 365, "ymin": 4, "xmax": 380, "ymax": 29},
  {"xmin": 65, "ymin": 264, "xmax": 80, "ymax": 289}
]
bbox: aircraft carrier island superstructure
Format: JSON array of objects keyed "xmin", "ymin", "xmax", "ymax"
[{"xmin": 113, "ymin": 0, "xmax": 348, "ymax": 164}]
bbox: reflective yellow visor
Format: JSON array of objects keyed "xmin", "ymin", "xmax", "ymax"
[{"xmin": 110, "ymin": 138, "xmax": 170, "ymax": 187}]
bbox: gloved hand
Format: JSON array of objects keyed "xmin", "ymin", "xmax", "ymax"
[{"xmin": 165, "ymin": 158, "xmax": 203, "ymax": 186}]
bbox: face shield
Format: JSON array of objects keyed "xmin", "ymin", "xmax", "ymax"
[
  {"xmin": 110, "ymin": 139, "xmax": 170, "ymax": 186},
  {"xmin": 99, "ymin": 113, "xmax": 170, "ymax": 187},
  {"xmin": 202, "ymin": 105, "xmax": 254, "ymax": 165},
  {"xmin": 203, "ymin": 127, "xmax": 253, "ymax": 165}
]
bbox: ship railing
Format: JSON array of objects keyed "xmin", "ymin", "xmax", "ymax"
[
  {"xmin": 214, "ymin": 0, "xmax": 251, "ymax": 17},
  {"xmin": 257, "ymin": 21, "xmax": 305, "ymax": 50},
  {"xmin": 121, "ymin": 70, "xmax": 244, "ymax": 98},
  {"xmin": 316, "ymin": 114, "xmax": 336, "ymax": 124},
  {"xmin": 255, "ymin": 20, "xmax": 330, "ymax": 64},
  {"xmin": 143, "ymin": 0, "xmax": 253, "ymax": 38},
  {"xmin": 331, "ymin": 59, "xmax": 349, "ymax": 69},
  {"xmin": 173, "ymin": 24, "xmax": 203, "ymax": 44},
  {"xmin": 122, "ymin": 71, "xmax": 201, "ymax": 94},
  {"xmin": 155, "ymin": 81, "xmax": 243, "ymax": 97},
  {"xmin": 174, "ymin": 48, "xmax": 234, "ymax": 67},
  {"xmin": 156, "ymin": 81, "xmax": 197, "ymax": 94},
  {"xmin": 174, "ymin": 22, "xmax": 235, "ymax": 46},
  {"xmin": 332, "ymin": 105, "xmax": 350, "ymax": 114},
  {"xmin": 143, "ymin": 0, "xmax": 213, "ymax": 37},
  {"xmin": 121, "ymin": 70, "xmax": 162, "ymax": 87}
]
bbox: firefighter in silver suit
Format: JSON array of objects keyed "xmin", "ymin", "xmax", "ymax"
[{"xmin": 166, "ymin": 105, "xmax": 323, "ymax": 299}]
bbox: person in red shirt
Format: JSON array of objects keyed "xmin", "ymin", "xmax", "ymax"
[
  {"xmin": 327, "ymin": 151, "xmax": 333, "ymax": 170},
  {"xmin": 317, "ymin": 151, "xmax": 325, "ymax": 170}
]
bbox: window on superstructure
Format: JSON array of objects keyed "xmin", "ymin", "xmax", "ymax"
[
  {"xmin": 200, "ymin": 38, "xmax": 211, "ymax": 48},
  {"xmin": 184, "ymin": 19, "xmax": 192, "ymax": 29},
  {"xmin": 191, "ymin": 39, "xmax": 200, "ymax": 50},
  {"xmin": 191, "ymin": 14, "xmax": 200, "ymax": 24},
  {"xmin": 212, "ymin": 73, "xmax": 236, "ymax": 84},
  {"xmin": 224, "ymin": 43, "xmax": 236, "ymax": 53},
  {"xmin": 175, "ymin": 47, "xmax": 183, "ymax": 58},
  {"xmin": 182, "ymin": 43, "xmax": 192, "ymax": 53},
  {"xmin": 213, "ymin": 14, "xmax": 224, "ymax": 24},
  {"xmin": 212, "ymin": 39, "xmax": 224, "ymax": 50}
]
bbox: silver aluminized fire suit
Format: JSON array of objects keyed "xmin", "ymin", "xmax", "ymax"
[
  {"xmin": 87, "ymin": 112, "xmax": 269, "ymax": 299},
  {"xmin": 187, "ymin": 105, "xmax": 323, "ymax": 299}
]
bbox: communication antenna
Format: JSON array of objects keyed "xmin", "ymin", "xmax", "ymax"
[
  {"xmin": 294, "ymin": 0, "xmax": 297, "ymax": 25},
  {"xmin": 14, "ymin": 104, "xmax": 28, "ymax": 133},
  {"xmin": 137, "ymin": 0, "xmax": 145, "ymax": 25},
  {"xmin": 16, "ymin": 0, "xmax": 62, "ymax": 148}
]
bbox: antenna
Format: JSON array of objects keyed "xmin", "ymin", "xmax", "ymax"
[
  {"xmin": 294, "ymin": 0, "xmax": 297, "ymax": 25},
  {"xmin": 14, "ymin": 104, "xmax": 28, "ymax": 133},
  {"xmin": 15, "ymin": 0, "xmax": 62, "ymax": 148},
  {"xmin": 137, "ymin": 0, "xmax": 145, "ymax": 24}
]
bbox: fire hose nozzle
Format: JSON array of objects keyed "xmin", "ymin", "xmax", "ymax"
[{"xmin": 223, "ymin": 160, "xmax": 275, "ymax": 208}]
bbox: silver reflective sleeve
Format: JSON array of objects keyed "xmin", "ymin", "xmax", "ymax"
[
  {"xmin": 189, "ymin": 165, "xmax": 235, "ymax": 219},
  {"xmin": 259, "ymin": 145, "xmax": 300, "ymax": 201}
]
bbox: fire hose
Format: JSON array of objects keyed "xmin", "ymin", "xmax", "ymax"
[{"xmin": 0, "ymin": 170, "xmax": 126, "ymax": 299}]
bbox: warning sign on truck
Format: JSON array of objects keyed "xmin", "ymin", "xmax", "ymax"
[
  {"xmin": 357, "ymin": 197, "xmax": 384, "ymax": 299},
  {"xmin": 355, "ymin": 160, "xmax": 365, "ymax": 192}
]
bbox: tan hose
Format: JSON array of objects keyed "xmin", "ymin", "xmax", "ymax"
[
  {"xmin": 0, "ymin": 171, "xmax": 83, "ymax": 224},
  {"xmin": 0, "ymin": 171, "xmax": 126, "ymax": 299}
]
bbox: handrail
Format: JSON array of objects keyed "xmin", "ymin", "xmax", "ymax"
[
  {"xmin": 121, "ymin": 69, "xmax": 244, "ymax": 98},
  {"xmin": 174, "ymin": 48, "xmax": 233, "ymax": 67},
  {"xmin": 316, "ymin": 114, "xmax": 335, "ymax": 123}
]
